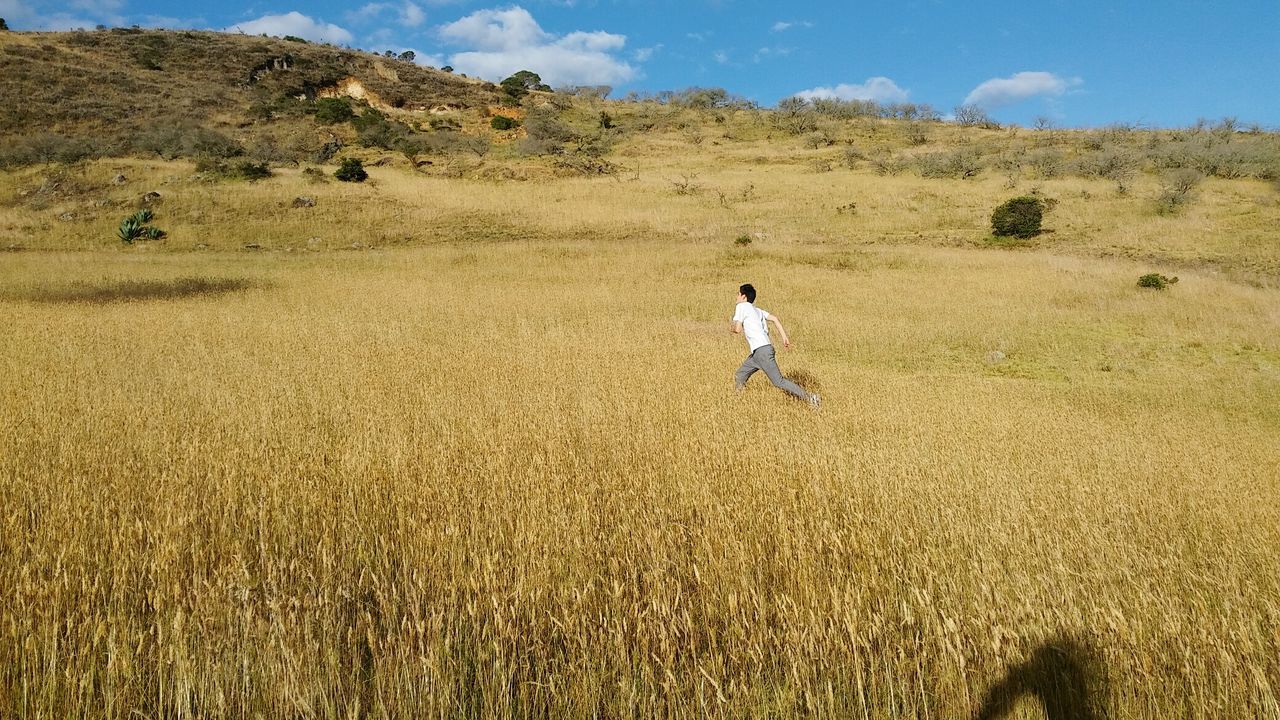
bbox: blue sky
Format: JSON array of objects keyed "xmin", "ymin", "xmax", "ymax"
[{"xmin": 7, "ymin": 0, "xmax": 1279, "ymax": 128}]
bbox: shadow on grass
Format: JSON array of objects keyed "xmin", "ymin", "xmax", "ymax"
[
  {"xmin": 975, "ymin": 636, "xmax": 1107, "ymax": 720},
  {"xmin": 2, "ymin": 277, "xmax": 267, "ymax": 304}
]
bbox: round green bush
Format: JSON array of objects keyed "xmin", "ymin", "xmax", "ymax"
[
  {"xmin": 334, "ymin": 158, "xmax": 368, "ymax": 182},
  {"xmin": 490, "ymin": 115, "xmax": 521, "ymax": 131},
  {"xmin": 991, "ymin": 196, "xmax": 1044, "ymax": 238},
  {"xmin": 314, "ymin": 98, "xmax": 354, "ymax": 125}
]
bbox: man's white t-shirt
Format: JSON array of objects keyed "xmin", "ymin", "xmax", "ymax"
[{"xmin": 733, "ymin": 301, "xmax": 772, "ymax": 352}]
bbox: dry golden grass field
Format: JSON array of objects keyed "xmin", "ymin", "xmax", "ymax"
[{"xmin": 2, "ymin": 112, "xmax": 1280, "ymax": 719}]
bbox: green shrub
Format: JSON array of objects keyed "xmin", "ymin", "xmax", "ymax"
[
  {"xmin": 1138, "ymin": 273, "xmax": 1178, "ymax": 289},
  {"xmin": 233, "ymin": 161, "xmax": 272, "ymax": 181},
  {"xmin": 334, "ymin": 158, "xmax": 367, "ymax": 182},
  {"xmin": 734, "ymin": 234, "xmax": 752, "ymax": 246},
  {"xmin": 991, "ymin": 196, "xmax": 1044, "ymax": 238},
  {"xmin": 429, "ymin": 117, "xmax": 462, "ymax": 132},
  {"xmin": 490, "ymin": 115, "xmax": 521, "ymax": 131},
  {"xmin": 314, "ymin": 98, "xmax": 354, "ymax": 125}
]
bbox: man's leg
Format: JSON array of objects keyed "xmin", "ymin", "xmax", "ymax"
[
  {"xmin": 756, "ymin": 346, "xmax": 810, "ymax": 400},
  {"xmin": 734, "ymin": 354, "xmax": 759, "ymax": 391}
]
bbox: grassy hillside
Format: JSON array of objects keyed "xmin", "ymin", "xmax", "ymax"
[
  {"xmin": 2, "ymin": 26, "xmax": 1280, "ymax": 720},
  {"xmin": 0, "ymin": 28, "xmax": 498, "ymax": 164}
]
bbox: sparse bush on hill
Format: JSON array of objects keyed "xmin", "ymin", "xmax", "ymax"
[
  {"xmin": 803, "ymin": 97, "xmax": 940, "ymax": 121},
  {"xmin": 517, "ymin": 107, "xmax": 577, "ymax": 156},
  {"xmin": 1, "ymin": 18, "xmax": 9, "ymax": 31},
  {"xmin": 916, "ymin": 149, "xmax": 983, "ymax": 179},
  {"xmin": 1074, "ymin": 147, "xmax": 1140, "ymax": 193},
  {"xmin": 553, "ymin": 155, "xmax": 619, "ymax": 176},
  {"xmin": 189, "ymin": 157, "xmax": 267, "ymax": 180},
  {"xmin": 674, "ymin": 87, "xmax": 750, "ymax": 110},
  {"xmin": 991, "ymin": 196, "xmax": 1044, "ymax": 238},
  {"xmin": 1138, "ymin": 273, "xmax": 1178, "ymax": 289},
  {"xmin": 428, "ymin": 116, "xmax": 461, "ymax": 132},
  {"xmin": 1151, "ymin": 133, "xmax": 1280, "ymax": 179},
  {"xmin": 905, "ymin": 123, "xmax": 929, "ymax": 146},
  {"xmin": 353, "ymin": 107, "xmax": 410, "ymax": 149},
  {"xmin": 561, "ymin": 85, "xmax": 612, "ymax": 100},
  {"xmin": 1027, "ymin": 148, "xmax": 1064, "ymax": 178},
  {"xmin": 0, "ymin": 133, "xmax": 100, "ymax": 167},
  {"xmin": 869, "ymin": 150, "xmax": 907, "ymax": 176},
  {"xmin": 803, "ymin": 131, "xmax": 834, "ymax": 149},
  {"xmin": 313, "ymin": 140, "xmax": 342, "ymax": 164},
  {"xmin": 842, "ymin": 146, "xmax": 867, "ymax": 169},
  {"xmin": 954, "ymin": 104, "xmax": 998, "ymax": 129},
  {"xmin": 773, "ymin": 97, "xmax": 818, "ymax": 135},
  {"xmin": 334, "ymin": 157, "xmax": 367, "ymax": 182},
  {"xmin": 133, "ymin": 125, "xmax": 242, "ymax": 161},
  {"xmin": 1155, "ymin": 169, "xmax": 1204, "ymax": 214},
  {"xmin": 574, "ymin": 131, "xmax": 616, "ymax": 158}
]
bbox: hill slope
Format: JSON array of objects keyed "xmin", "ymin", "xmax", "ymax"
[{"xmin": 0, "ymin": 28, "xmax": 499, "ymax": 161}]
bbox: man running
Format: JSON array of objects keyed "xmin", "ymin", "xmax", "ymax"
[{"xmin": 730, "ymin": 283, "xmax": 820, "ymax": 407}]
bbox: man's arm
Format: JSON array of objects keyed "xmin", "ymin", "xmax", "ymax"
[
  {"xmin": 730, "ymin": 320, "xmax": 743, "ymax": 334},
  {"xmin": 768, "ymin": 315, "xmax": 791, "ymax": 348}
]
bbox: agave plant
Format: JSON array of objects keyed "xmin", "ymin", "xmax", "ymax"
[
  {"xmin": 117, "ymin": 208, "xmax": 164, "ymax": 244},
  {"xmin": 117, "ymin": 217, "xmax": 143, "ymax": 244}
]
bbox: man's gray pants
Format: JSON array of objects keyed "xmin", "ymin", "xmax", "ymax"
[{"xmin": 735, "ymin": 344, "xmax": 808, "ymax": 400}]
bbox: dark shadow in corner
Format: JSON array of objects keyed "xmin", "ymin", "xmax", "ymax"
[
  {"xmin": 976, "ymin": 636, "xmax": 1106, "ymax": 720},
  {"xmin": 2, "ymin": 277, "xmax": 267, "ymax": 304}
]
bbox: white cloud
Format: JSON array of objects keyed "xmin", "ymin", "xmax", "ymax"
[
  {"xmin": 963, "ymin": 71, "xmax": 1081, "ymax": 109},
  {"xmin": 713, "ymin": 50, "xmax": 728, "ymax": 64},
  {"xmin": 400, "ymin": 2, "xmax": 426, "ymax": 27},
  {"xmin": 771, "ymin": 20, "xmax": 811, "ymax": 32},
  {"xmin": 633, "ymin": 45, "xmax": 659, "ymax": 62},
  {"xmin": 439, "ymin": 7, "xmax": 547, "ymax": 50},
  {"xmin": 753, "ymin": 46, "xmax": 792, "ymax": 63},
  {"xmin": 351, "ymin": 1, "xmax": 426, "ymax": 27},
  {"xmin": 794, "ymin": 77, "xmax": 909, "ymax": 104},
  {"xmin": 226, "ymin": 11, "xmax": 354, "ymax": 45},
  {"xmin": 349, "ymin": 3, "xmax": 390, "ymax": 23},
  {"xmin": 439, "ymin": 7, "xmax": 635, "ymax": 86}
]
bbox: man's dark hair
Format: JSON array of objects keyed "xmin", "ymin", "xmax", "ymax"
[{"xmin": 739, "ymin": 283, "xmax": 756, "ymax": 303}]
